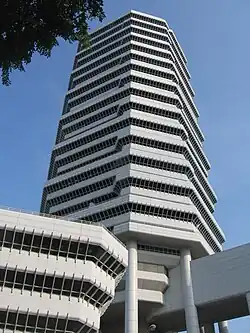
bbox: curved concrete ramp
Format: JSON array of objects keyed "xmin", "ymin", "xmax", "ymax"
[{"xmin": 149, "ymin": 243, "xmax": 250, "ymax": 332}]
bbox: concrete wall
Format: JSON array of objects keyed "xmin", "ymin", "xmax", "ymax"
[{"xmin": 192, "ymin": 243, "xmax": 250, "ymax": 306}]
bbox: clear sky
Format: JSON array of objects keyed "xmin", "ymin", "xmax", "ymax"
[{"xmin": 0, "ymin": 0, "xmax": 250, "ymax": 331}]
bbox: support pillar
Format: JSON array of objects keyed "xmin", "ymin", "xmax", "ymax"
[
  {"xmin": 203, "ymin": 323, "xmax": 215, "ymax": 333},
  {"xmin": 218, "ymin": 321, "xmax": 229, "ymax": 333},
  {"xmin": 125, "ymin": 240, "xmax": 138, "ymax": 333},
  {"xmin": 246, "ymin": 292, "xmax": 250, "ymax": 313},
  {"xmin": 180, "ymin": 249, "xmax": 200, "ymax": 333}
]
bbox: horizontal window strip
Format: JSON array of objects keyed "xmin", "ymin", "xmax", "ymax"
[
  {"xmin": 90, "ymin": 13, "xmax": 167, "ymax": 45},
  {"xmin": 67, "ymin": 65, "xmax": 131, "ymax": 102},
  {"xmin": 65, "ymin": 78, "xmax": 202, "ymax": 146},
  {"xmin": 57, "ymin": 101, "xmax": 207, "ymax": 179},
  {"xmin": 77, "ymin": 28, "xmax": 191, "ymax": 102},
  {"xmin": 0, "ymin": 227, "xmax": 124, "ymax": 277},
  {"xmin": 65, "ymin": 77, "xmax": 130, "ymax": 114},
  {"xmin": 72, "ymin": 44, "xmax": 131, "ymax": 81},
  {"xmin": 46, "ymin": 176, "xmax": 215, "ymax": 242},
  {"xmin": 53, "ymin": 200, "xmax": 196, "ymax": 222},
  {"xmin": 117, "ymin": 178, "xmax": 217, "ymax": 239},
  {"xmin": 54, "ymin": 117, "xmax": 185, "ymax": 158},
  {"xmin": 138, "ymin": 243, "xmax": 180, "ymax": 256},
  {"xmin": 76, "ymin": 33, "xmax": 171, "ymax": 70},
  {"xmin": 90, "ymin": 19, "xmax": 170, "ymax": 48},
  {"xmin": 0, "ymin": 267, "xmax": 111, "ymax": 307},
  {"xmin": 65, "ymin": 75, "xmax": 179, "ymax": 115},
  {"xmin": 87, "ymin": 204, "xmax": 221, "ymax": 253},
  {"xmin": 53, "ymin": 137, "xmax": 117, "ymax": 176},
  {"xmin": 88, "ymin": 12, "xmax": 166, "ymax": 43},
  {"xmin": 71, "ymin": 42, "xmax": 173, "ymax": 83},
  {"xmin": 44, "ymin": 154, "xmax": 186, "ymax": 194},
  {"xmin": 130, "ymin": 87, "xmax": 203, "ymax": 142},
  {"xmin": 129, "ymin": 136, "xmax": 215, "ymax": 209},
  {"xmin": 77, "ymin": 26, "xmax": 170, "ymax": 65},
  {"xmin": 47, "ymin": 176, "xmax": 115, "ymax": 207},
  {"xmin": 130, "ymin": 12, "xmax": 166, "ymax": 27},
  {"xmin": 48, "ymin": 135, "xmax": 214, "ymax": 212},
  {"xmin": 0, "ymin": 309, "xmax": 96, "ymax": 333},
  {"xmin": 54, "ymin": 142, "xmax": 119, "ymax": 178},
  {"xmin": 60, "ymin": 106, "xmax": 122, "ymax": 141},
  {"xmin": 72, "ymin": 54, "xmax": 177, "ymax": 89},
  {"xmin": 45, "ymin": 153, "xmax": 215, "ymax": 224},
  {"xmin": 49, "ymin": 130, "xmax": 214, "ymax": 215},
  {"xmin": 90, "ymin": 19, "xmax": 131, "ymax": 45},
  {"xmin": 61, "ymin": 91, "xmax": 129, "ymax": 125},
  {"xmin": 169, "ymin": 30, "xmax": 187, "ymax": 65},
  {"xmin": 70, "ymin": 60, "xmax": 198, "ymax": 144},
  {"xmin": 63, "ymin": 202, "xmax": 221, "ymax": 253},
  {"xmin": 67, "ymin": 63, "xmax": 177, "ymax": 102},
  {"xmin": 57, "ymin": 97, "xmax": 178, "ymax": 145},
  {"xmin": 90, "ymin": 13, "xmax": 131, "ymax": 39}
]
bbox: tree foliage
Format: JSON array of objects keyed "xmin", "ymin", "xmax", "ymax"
[{"xmin": 0, "ymin": 0, "xmax": 105, "ymax": 85}]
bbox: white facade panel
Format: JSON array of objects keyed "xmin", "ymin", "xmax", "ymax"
[{"xmin": 0, "ymin": 289, "xmax": 100, "ymax": 330}]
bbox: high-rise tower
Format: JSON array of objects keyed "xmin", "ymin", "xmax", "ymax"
[{"xmin": 41, "ymin": 10, "xmax": 226, "ymax": 333}]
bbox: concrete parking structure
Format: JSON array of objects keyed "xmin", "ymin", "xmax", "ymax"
[{"xmin": 0, "ymin": 208, "xmax": 128, "ymax": 333}]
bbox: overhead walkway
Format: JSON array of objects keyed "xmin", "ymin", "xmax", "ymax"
[{"xmin": 149, "ymin": 243, "xmax": 250, "ymax": 332}]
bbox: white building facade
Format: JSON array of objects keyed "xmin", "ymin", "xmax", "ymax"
[
  {"xmin": 0, "ymin": 209, "xmax": 127, "ymax": 333},
  {"xmin": 40, "ymin": 10, "xmax": 227, "ymax": 333}
]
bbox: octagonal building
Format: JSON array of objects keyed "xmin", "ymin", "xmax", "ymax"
[{"xmin": 40, "ymin": 10, "xmax": 225, "ymax": 333}]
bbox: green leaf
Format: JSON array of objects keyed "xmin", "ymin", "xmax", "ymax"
[{"xmin": 0, "ymin": 0, "xmax": 105, "ymax": 85}]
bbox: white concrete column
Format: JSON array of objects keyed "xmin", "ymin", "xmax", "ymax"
[
  {"xmin": 180, "ymin": 249, "xmax": 200, "ymax": 333},
  {"xmin": 246, "ymin": 292, "xmax": 250, "ymax": 313},
  {"xmin": 218, "ymin": 321, "xmax": 229, "ymax": 333},
  {"xmin": 125, "ymin": 240, "xmax": 138, "ymax": 333},
  {"xmin": 203, "ymin": 323, "xmax": 215, "ymax": 333}
]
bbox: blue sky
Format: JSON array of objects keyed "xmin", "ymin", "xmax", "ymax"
[{"xmin": 0, "ymin": 0, "xmax": 250, "ymax": 331}]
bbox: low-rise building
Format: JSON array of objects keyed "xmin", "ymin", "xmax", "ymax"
[{"xmin": 0, "ymin": 208, "xmax": 128, "ymax": 333}]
